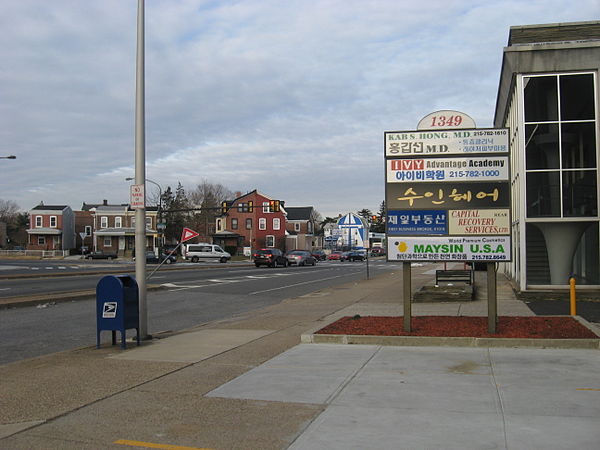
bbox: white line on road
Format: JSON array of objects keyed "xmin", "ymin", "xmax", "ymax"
[{"xmin": 248, "ymin": 272, "xmax": 360, "ymax": 295}]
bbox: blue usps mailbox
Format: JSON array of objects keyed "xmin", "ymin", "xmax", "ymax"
[{"xmin": 96, "ymin": 275, "xmax": 140, "ymax": 349}]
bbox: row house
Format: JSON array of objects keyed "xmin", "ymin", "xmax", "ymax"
[
  {"xmin": 213, "ymin": 190, "xmax": 287, "ymax": 254},
  {"xmin": 27, "ymin": 204, "xmax": 75, "ymax": 251},
  {"xmin": 89, "ymin": 203, "xmax": 158, "ymax": 257},
  {"xmin": 285, "ymin": 206, "xmax": 322, "ymax": 250}
]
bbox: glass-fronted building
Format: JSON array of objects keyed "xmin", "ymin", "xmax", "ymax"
[{"xmin": 494, "ymin": 21, "xmax": 600, "ymax": 291}]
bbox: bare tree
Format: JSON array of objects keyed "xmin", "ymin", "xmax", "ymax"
[
  {"xmin": 188, "ymin": 180, "xmax": 234, "ymax": 208},
  {"xmin": 0, "ymin": 199, "xmax": 20, "ymax": 223},
  {"xmin": 188, "ymin": 180, "xmax": 235, "ymax": 241}
]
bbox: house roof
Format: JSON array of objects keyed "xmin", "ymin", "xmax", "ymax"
[
  {"xmin": 285, "ymin": 206, "xmax": 314, "ymax": 221},
  {"xmin": 31, "ymin": 204, "xmax": 68, "ymax": 211}
]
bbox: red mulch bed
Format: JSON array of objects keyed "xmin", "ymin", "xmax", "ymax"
[{"xmin": 316, "ymin": 316, "xmax": 599, "ymax": 339}]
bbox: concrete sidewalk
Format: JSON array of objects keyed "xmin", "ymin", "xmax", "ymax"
[{"xmin": 1, "ymin": 263, "xmax": 599, "ymax": 449}]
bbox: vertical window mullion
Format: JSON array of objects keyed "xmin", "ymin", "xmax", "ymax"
[{"xmin": 557, "ymin": 74, "xmax": 565, "ymax": 218}]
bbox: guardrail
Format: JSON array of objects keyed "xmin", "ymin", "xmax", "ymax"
[{"xmin": 0, "ymin": 249, "xmax": 69, "ymax": 258}]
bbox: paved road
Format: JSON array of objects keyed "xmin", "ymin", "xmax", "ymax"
[{"xmin": 0, "ymin": 260, "xmax": 396, "ymax": 365}]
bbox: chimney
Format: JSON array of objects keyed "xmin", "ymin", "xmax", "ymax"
[
  {"xmin": 235, "ymin": 191, "xmax": 242, "ymax": 198},
  {"xmin": 103, "ymin": 199, "xmax": 108, "ymax": 206}
]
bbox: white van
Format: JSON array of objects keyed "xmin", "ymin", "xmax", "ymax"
[{"xmin": 182, "ymin": 243, "xmax": 231, "ymax": 263}]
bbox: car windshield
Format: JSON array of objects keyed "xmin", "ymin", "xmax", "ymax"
[
  {"xmin": 288, "ymin": 251, "xmax": 306, "ymax": 255},
  {"xmin": 256, "ymin": 249, "xmax": 274, "ymax": 255}
]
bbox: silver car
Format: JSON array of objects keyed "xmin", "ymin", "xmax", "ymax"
[{"xmin": 285, "ymin": 250, "xmax": 317, "ymax": 266}]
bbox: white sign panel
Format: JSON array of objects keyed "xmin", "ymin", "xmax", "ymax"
[
  {"xmin": 386, "ymin": 156, "xmax": 509, "ymax": 182},
  {"xmin": 387, "ymin": 236, "xmax": 511, "ymax": 262},
  {"xmin": 130, "ymin": 184, "xmax": 145, "ymax": 209},
  {"xmin": 448, "ymin": 209, "xmax": 510, "ymax": 235},
  {"xmin": 385, "ymin": 128, "xmax": 509, "ymax": 157}
]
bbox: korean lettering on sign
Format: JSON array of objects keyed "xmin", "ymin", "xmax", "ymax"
[
  {"xmin": 386, "ymin": 182, "xmax": 510, "ymax": 210},
  {"xmin": 387, "ymin": 210, "xmax": 447, "ymax": 235}
]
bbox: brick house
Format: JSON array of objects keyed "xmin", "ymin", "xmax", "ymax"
[
  {"xmin": 213, "ymin": 190, "xmax": 286, "ymax": 255},
  {"xmin": 26, "ymin": 203, "xmax": 75, "ymax": 251},
  {"xmin": 284, "ymin": 206, "xmax": 322, "ymax": 251},
  {"xmin": 87, "ymin": 202, "xmax": 158, "ymax": 257}
]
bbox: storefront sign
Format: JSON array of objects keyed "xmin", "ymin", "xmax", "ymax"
[
  {"xmin": 385, "ymin": 128, "xmax": 508, "ymax": 157},
  {"xmin": 387, "ymin": 210, "xmax": 447, "ymax": 235},
  {"xmin": 387, "ymin": 236, "xmax": 511, "ymax": 262},
  {"xmin": 386, "ymin": 156, "xmax": 509, "ymax": 183},
  {"xmin": 387, "ymin": 182, "xmax": 510, "ymax": 209},
  {"xmin": 448, "ymin": 209, "xmax": 510, "ymax": 235}
]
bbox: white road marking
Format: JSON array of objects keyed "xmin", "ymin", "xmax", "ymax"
[{"xmin": 248, "ymin": 273, "xmax": 357, "ymax": 295}]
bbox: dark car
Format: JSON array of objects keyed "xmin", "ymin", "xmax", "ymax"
[
  {"xmin": 286, "ymin": 250, "xmax": 317, "ymax": 266},
  {"xmin": 145, "ymin": 251, "xmax": 176, "ymax": 265},
  {"xmin": 311, "ymin": 249, "xmax": 327, "ymax": 261},
  {"xmin": 253, "ymin": 248, "xmax": 287, "ymax": 268},
  {"xmin": 370, "ymin": 247, "xmax": 386, "ymax": 257},
  {"xmin": 347, "ymin": 250, "xmax": 366, "ymax": 262},
  {"xmin": 162, "ymin": 245, "xmax": 179, "ymax": 256},
  {"xmin": 85, "ymin": 251, "xmax": 117, "ymax": 260}
]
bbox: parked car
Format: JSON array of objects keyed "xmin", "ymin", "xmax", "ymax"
[
  {"xmin": 347, "ymin": 250, "xmax": 366, "ymax": 262},
  {"xmin": 286, "ymin": 250, "xmax": 317, "ymax": 266},
  {"xmin": 253, "ymin": 248, "xmax": 287, "ymax": 268},
  {"xmin": 145, "ymin": 251, "xmax": 176, "ymax": 265},
  {"xmin": 311, "ymin": 249, "xmax": 327, "ymax": 261},
  {"xmin": 327, "ymin": 251, "xmax": 344, "ymax": 261},
  {"xmin": 85, "ymin": 251, "xmax": 117, "ymax": 260},
  {"xmin": 340, "ymin": 251, "xmax": 351, "ymax": 261},
  {"xmin": 182, "ymin": 243, "xmax": 231, "ymax": 263},
  {"xmin": 162, "ymin": 244, "xmax": 179, "ymax": 256},
  {"xmin": 370, "ymin": 247, "xmax": 386, "ymax": 257}
]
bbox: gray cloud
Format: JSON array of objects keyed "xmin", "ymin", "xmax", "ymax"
[{"xmin": 1, "ymin": 0, "xmax": 598, "ymax": 216}]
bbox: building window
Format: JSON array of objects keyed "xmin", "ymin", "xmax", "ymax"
[
  {"xmin": 131, "ymin": 217, "xmax": 136, "ymax": 227},
  {"xmin": 85, "ymin": 226, "xmax": 92, "ymax": 236},
  {"xmin": 115, "ymin": 217, "xmax": 122, "ymax": 228},
  {"xmin": 50, "ymin": 216, "xmax": 57, "ymax": 228},
  {"xmin": 146, "ymin": 217, "xmax": 152, "ymax": 228},
  {"xmin": 259, "ymin": 218, "xmax": 266, "ymax": 230},
  {"xmin": 104, "ymin": 237, "xmax": 112, "ymax": 247},
  {"xmin": 263, "ymin": 202, "xmax": 270, "ymax": 213},
  {"xmin": 273, "ymin": 218, "xmax": 280, "ymax": 230},
  {"xmin": 294, "ymin": 223, "xmax": 301, "ymax": 232},
  {"xmin": 524, "ymin": 73, "xmax": 597, "ymax": 218},
  {"xmin": 38, "ymin": 236, "xmax": 45, "ymax": 245},
  {"xmin": 231, "ymin": 218, "xmax": 238, "ymax": 230},
  {"xmin": 217, "ymin": 218, "xmax": 223, "ymax": 232},
  {"xmin": 246, "ymin": 218, "xmax": 252, "ymax": 229},
  {"xmin": 265, "ymin": 235, "xmax": 275, "ymax": 247},
  {"xmin": 35, "ymin": 216, "xmax": 42, "ymax": 228},
  {"xmin": 100, "ymin": 216, "xmax": 108, "ymax": 228}
]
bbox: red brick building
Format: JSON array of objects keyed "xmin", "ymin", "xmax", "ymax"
[
  {"xmin": 26, "ymin": 203, "xmax": 75, "ymax": 251},
  {"xmin": 213, "ymin": 190, "xmax": 286, "ymax": 255}
]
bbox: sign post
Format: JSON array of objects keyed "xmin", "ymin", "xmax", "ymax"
[{"xmin": 385, "ymin": 111, "xmax": 511, "ymax": 333}]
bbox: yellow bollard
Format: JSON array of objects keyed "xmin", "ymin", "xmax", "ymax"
[{"xmin": 569, "ymin": 277, "xmax": 577, "ymax": 316}]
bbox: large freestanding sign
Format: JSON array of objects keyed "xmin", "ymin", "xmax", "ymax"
[{"xmin": 385, "ymin": 125, "xmax": 511, "ymax": 262}]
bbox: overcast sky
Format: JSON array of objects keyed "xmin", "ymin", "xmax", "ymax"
[{"xmin": 1, "ymin": 1, "xmax": 598, "ymax": 218}]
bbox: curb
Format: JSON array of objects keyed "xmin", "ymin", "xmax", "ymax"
[{"xmin": 301, "ymin": 333, "xmax": 600, "ymax": 349}]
